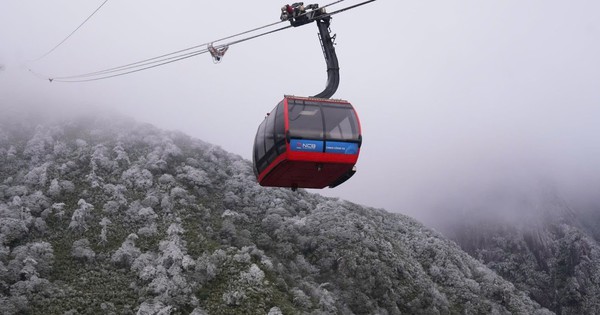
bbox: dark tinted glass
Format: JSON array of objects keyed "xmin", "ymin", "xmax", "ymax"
[
  {"xmin": 322, "ymin": 104, "xmax": 360, "ymax": 141},
  {"xmin": 255, "ymin": 102, "xmax": 287, "ymax": 175},
  {"xmin": 264, "ymin": 111, "xmax": 276, "ymax": 154},
  {"xmin": 288, "ymin": 101, "xmax": 323, "ymax": 140},
  {"xmin": 274, "ymin": 102, "xmax": 286, "ymax": 153},
  {"xmin": 254, "ymin": 120, "xmax": 266, "ymax": 162}
]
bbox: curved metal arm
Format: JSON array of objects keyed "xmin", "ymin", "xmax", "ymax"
[
  {"xmin": 312, "ymin": 16, "xmax": 339, "ymax": 99},
  {"xmin": 283, "ymin": 5, "xmax": 340, "ymax": 99}
]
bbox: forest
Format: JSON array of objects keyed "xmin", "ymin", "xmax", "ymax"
[{"xmin": 2, "ymin": 113, "xmax": 596, "ymax": 314}]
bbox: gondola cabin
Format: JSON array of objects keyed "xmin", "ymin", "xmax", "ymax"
[{"xmin": 253, "ymin": 96, "xmax": 362, "ymax": 189}]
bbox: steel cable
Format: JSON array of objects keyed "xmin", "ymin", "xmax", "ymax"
[
  {"xmin": 46, "ymin": 0, "xmax": 376, "ymax": 83},
  {"xmin": 34, "ymin": 0, "xmax": 111, "ymax": 61}
]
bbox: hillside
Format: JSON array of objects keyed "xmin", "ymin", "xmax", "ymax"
[
  {"xmin": 0, "ymin": 114, "xmax": 551, "ymax": 314},
  {"xmin": 442, "ymin": 189, "xmax": 600, "ymax": 314}
]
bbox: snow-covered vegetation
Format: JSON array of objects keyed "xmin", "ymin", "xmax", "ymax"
[
  {"xmin": 444, "ymin": 191, "xmax": 600, "ymax": 315},
  {"xmin": 0, "ymin": 114, "xmax": 554, "ymax": 314}
]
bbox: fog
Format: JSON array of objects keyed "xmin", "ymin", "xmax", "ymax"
[{"xmin": 1, "ymin": 0, "xmax": 599, "ymax": 228}]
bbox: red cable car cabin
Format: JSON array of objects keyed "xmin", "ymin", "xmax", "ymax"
[{"xmin": 253, "ymin": 95, "xmax": 362, "ymax": 190}]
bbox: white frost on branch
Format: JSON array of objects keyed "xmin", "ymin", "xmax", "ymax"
[
  {"xmin": 71, "ymin": 238, "xmax": 96, "ymax": 262},
  {"xmin": 99, "ymin": 217, "xmax": 112, "ymax": 245},
  {"xmin": 24, "ymin": 163, "xmax": 49, "ymax": 187},
  {"xmin": 68, "ymin": 199, "xmax": 94, "ymax": 233},
  {"xmin": 111, "ymin": 234, "xmax": 141, "ymax": 268},
  {"xmin": 122, "ymin": 166, "xmax": 153, "ymax": 191},
  {"xmin": 113, "ymin": 142, "xmax": 131, "ymax": 166}
]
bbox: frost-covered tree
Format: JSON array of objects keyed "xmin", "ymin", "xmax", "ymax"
[
  {"xmin": 113, "ymin": 142, "xmax": 131, "ymax": 167},
  {"xmin": 90, "ymin": 144, "xmax": 116, "ymax": 174},
  {"xmin": 161, "ymin": 140, "xmax": 182, "ymax": 160},
  {"xmin": 176, "ymin": 165, "xmax": 210, "ymax": 188},
  {"xmin": 239, "ymin": 264, "xmax": 265, "ymax": 287},
  {"xmin": 23, "ymin": 126, "xmax": 53, "ymax": 164},
  {"xmin": 219, "ymin": 219, "xmax": 237, "ymax": 243},
  {"xmin": 133, "ymin": 204, "xmax": 159, "ymax": 236},
  {"xmin": 6, "ymin": 145, "xmax": 17, "ymax": 160},
  {"xmin": 71, "ymin": 239, "xmax": 95, "ymax": 262},
  {"xmin": 53, "ymin": 140, "xmax": 69, "ymax": 158},
  {"xmin": 111, "ymin": 234, "xmax": 141, "ymax": 268},
  {"xmin": 157, "ymin": 223, "xmax": 194, "ymax": 280},
  {"xmin": 130, "ymin": 222, "xmax": 196, "ymax": 310},
  {"xmin": 51, "ymin": 203, "xmax": 65, "ymax": 220},
  {"xmin": 7, "ymin": 260, "xmax": 53, "ymax": 314},
  {"xmin": 194, "ymin": 253, "xmax": 217, "ymax": 285},
  {"xmin": 58, "ymin": 161, "xmax": 78, "ymax": 177},
  {"xmin": 60, "ymin": 180, "xmax": 75, "ymax": 194},
  {"xmin": 23, "ymin": 163, "xmax": 49, "ymax": 188},
  {"xmin": 68, "ymin": 199, "xmax": 94, "ymax": 233},
  {"xmin": 6, "ymin": 242, "xmax": 54, "ymax": 282},
  {"xmin": 136, "ymin": 300, "xmax": 173, "ymax": 315},
  {"xmin": 189, "ymin": 307, "xmax": 208, "ymax": 315},
  {"xmin": 267, "ymin": 307, "xmax": 283, "ymax": 315},
  {"xmin": 102, "ymin": 183, "xmax": 128, "ymax": 212},
  {"xmin": 291, "ymin": 288, "xmax": 312, "ymax": 308},
  {"xmin": 157, "ymin": 174, "xmax": 176, "ymax": 189},
  {"xmin": 122, "ymin": 166, "xmax": 153, "ymax": 191},
  {"xmin": 47, "ymin": 179, "xmax": 62, "ymax": 198},
  {"xmin": 22, "ymin": 190, "xmax": 50, "ymax": 217},
  {"xmin": 222, "ymin": 290, "xmax": 246, "ymax": 306},
  {"xmin": 0, "ymin": 217, "xmax": 28, "ymax": 244},
  {"xmin": 74, "ymin": 138, "xmax": 88, "ymax": 153},
  {"xmin": 99, "ymin": 217, "xmax": 111, "ymax": 245}
]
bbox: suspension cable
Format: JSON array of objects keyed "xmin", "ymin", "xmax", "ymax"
[
  {"xmin": 322, "ymin": 0, "xmax": 376, "ymax": 17},
  {"xmin": 34, "ymin": 0, "xmax": 110, "ymax": 61},
  {"xmin": 51, "ymin": 25, "xmax": 294, "ymax": 82},
  {"xmin": 52, "ymin": 19, "xmax": 288, "ymax": 80},
  {"xmin": 50, "ymin": 0, "xmax": 349, "ymax": 81},
  {"xmin": 45, "ymin": 0, "xmax": 375, "ymax": 83}
]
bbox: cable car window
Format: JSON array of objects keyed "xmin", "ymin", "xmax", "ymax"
[
  {"xmin": 288, "ymin": 101, "xmax": 324, "ymax": 140},
  {"xmin": 274, "ymin": 102, "xmax": 286, "ymax": 153},
  {"xmin": 264, "ymin": 111, "xmax": 276, "ymax": 155},
  {"xmin": 265, "ymin": 110, "xmax": 279, "ymax": 165},
  {"xmin": 254, "ymin": 120, "xmax": 266, "ymax": 163},
  {"xmin": 322, "ymin": 104, "xmax": 360, "ymax": 141}
]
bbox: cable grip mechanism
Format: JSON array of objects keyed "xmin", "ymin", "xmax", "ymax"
[{"xmin": 208, "ymin": 43, "xmax": 229, "ymax": 63}]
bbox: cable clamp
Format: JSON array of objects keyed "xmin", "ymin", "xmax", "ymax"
[{"xmin": 208, "ymin": 43, "xmax": 229, "ymax": 63}]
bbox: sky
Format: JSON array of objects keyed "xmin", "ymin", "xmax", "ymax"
[{"xmin": 1, "ymin": 0, "xmax": 599, "ymax": 225}]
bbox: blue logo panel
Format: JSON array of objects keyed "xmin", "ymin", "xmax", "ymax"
[
  {"xmin": 290, "ymin": 139, "xmax": 323, "ymax": 152},
  {"xmin": 325, "ymin": 141, "xmax": 359, "ymax": 155}
]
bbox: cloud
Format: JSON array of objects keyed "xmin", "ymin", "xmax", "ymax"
[{"xmin": 398, "ymin": 128, "xmax": 600, "ymax": 233}]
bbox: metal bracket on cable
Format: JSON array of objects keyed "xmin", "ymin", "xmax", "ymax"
[
  {"xmin": 208, "ymin": 43, "xmax": 229, "ymax": 63},
  {"xmin": 281, "ymin": 3, "xmax": 325, "ymax": 27}
]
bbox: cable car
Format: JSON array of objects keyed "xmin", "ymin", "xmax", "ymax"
[
  {"xmin": 252, "ymin": 4, "xmax": 362, "ymax": 190},
  {"xmin": 253, "ymin": 95, "xmax": 361, "ymax": 190}
]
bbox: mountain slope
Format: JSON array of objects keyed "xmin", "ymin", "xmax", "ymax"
[
  {"xmin": 443, "ymin": 191, "xmax": 600, "ymax": 314},
  {"xmin": 0, "ymin": 114, "xmax": 551, "ymax": 314}
]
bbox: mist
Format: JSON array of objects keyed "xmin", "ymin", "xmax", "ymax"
[{"xmin": 354, "ymin": 92, "xmax": 600, "ymax": 230}]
